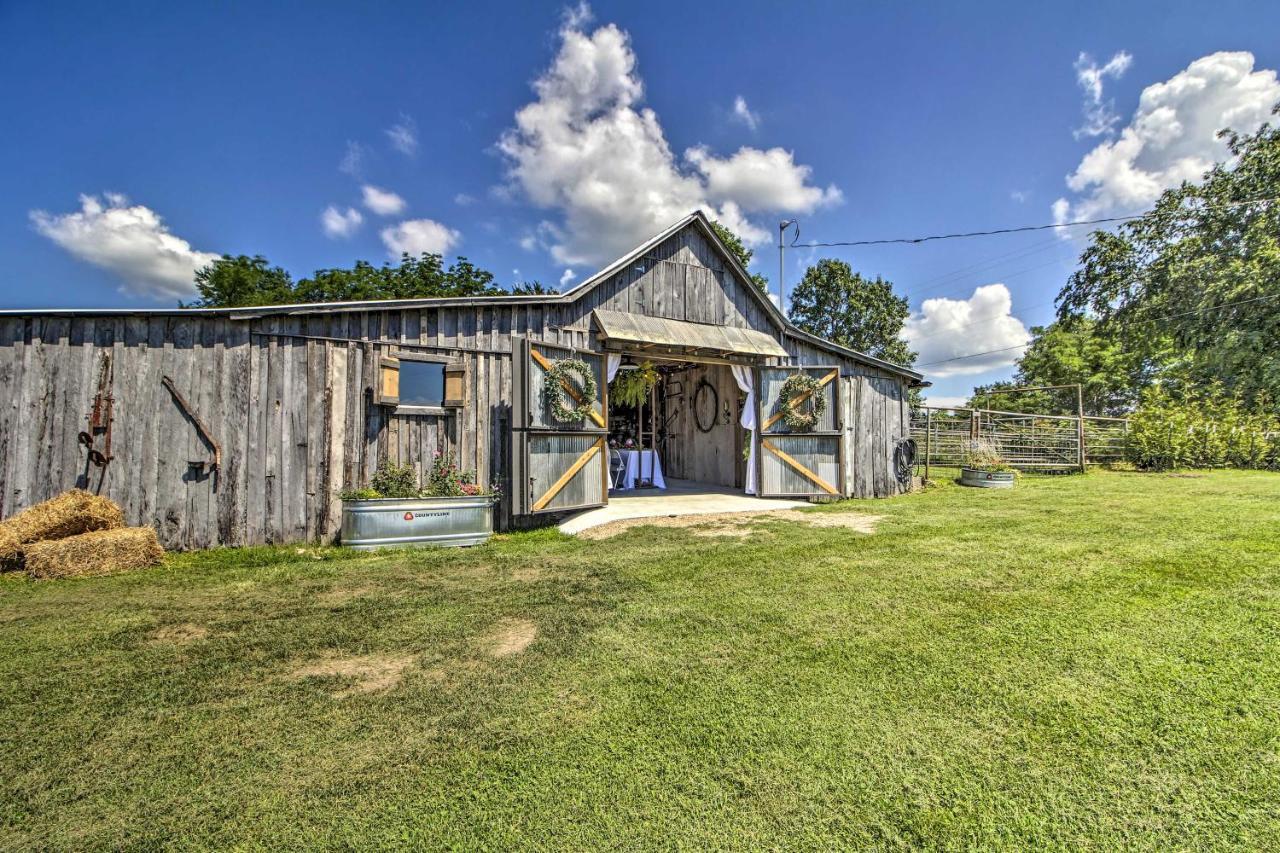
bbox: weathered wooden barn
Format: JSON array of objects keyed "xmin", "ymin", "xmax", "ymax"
[{"xmin": 0, "ymin": 211, "xmax": 923, "ymax": 549}]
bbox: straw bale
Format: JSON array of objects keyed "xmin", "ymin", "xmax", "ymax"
[
  {"xmin": 25, "ymin": 527, "xmax": 164, "ymax": 580},
  {"xmin": 0, "ymin": 490, "xmax": 125, "ymax": 559}
]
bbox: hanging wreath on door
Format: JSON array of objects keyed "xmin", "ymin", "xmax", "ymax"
[
  {"xmin": 778, "ymin": 372, "xmax": 826, "ymax": 431},
  {"xmin": 542, "ymin": 357, "xmax": 597, "ymax": 423}
]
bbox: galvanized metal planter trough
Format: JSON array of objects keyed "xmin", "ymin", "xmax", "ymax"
[
  {"xmin": 340, "ymin": 495, "xmax": 494, "ymax": 550},
  {"xmin": 960, "ymin": 468, "xmax": 1015, "ymax": 489}
]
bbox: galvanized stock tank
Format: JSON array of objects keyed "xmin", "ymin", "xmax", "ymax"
[
  {"xmin": 960, "ymin": 468, "xmax": 1016, "ymax": 489},
  {"xmin": 340, "ymin": 495, "xmax": 494, "ymax": 549}
]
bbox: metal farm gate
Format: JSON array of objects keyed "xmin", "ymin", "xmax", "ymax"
[{"xmin": 910, "ymin": 406, "xmax": 1130, "ymax": 472}]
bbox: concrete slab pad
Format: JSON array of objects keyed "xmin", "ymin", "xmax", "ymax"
[{"xmin": 558, "ymin": 479, "xmax": 809, "ymax": 535}]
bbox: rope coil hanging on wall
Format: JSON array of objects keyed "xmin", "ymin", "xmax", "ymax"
[
  {"xmin": 693, "ymin": 378, "xmax": 719, "ymax": 433},
  {"xmin": 893, "ymin": 438, "xmax": 917, "ymax": 486}
]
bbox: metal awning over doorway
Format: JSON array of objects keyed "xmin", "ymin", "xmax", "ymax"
[{"xmin": 592, "ymin": 309, "xmax": 789, "ymax": 360}]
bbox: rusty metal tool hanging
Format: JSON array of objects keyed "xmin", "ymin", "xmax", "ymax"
[
  {"xmin": 78, "ymin": 353, "xmax": 115, "ymax": 467},
  {"xmin": 161, "ymin": 375, "xmax": 222, "ymax": 473}
]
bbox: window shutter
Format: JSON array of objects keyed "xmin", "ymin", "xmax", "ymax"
[
  {"xmin": 443, "ymin": 359, "xmax": 468, "ymax": 408},
  {"xmin": 377, "ymin": 356, "xmax": 400, "ymax": 406}
]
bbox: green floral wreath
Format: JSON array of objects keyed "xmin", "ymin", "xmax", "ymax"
[
  {"xmin": 542, "ymin": 358, "xmax": 598, "ymax": 423},
  {"xmin": 779, "ymin": 372, "xmax": 826, "ymax": 431}
]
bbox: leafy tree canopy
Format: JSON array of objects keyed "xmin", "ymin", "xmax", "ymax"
[
  {"xmin": 789, "ymin": 259, "xmax": 917, "ymax": 368},
  {"xmin": 186, "ymin": 255, "xmax": 295, "ymax": 309},
  {"xmin": 968, "ymin": 318, "xmax": 1146, "ymax": 416},
  {"xmin": 510, "ymin": 281, "xmax": 558, "ymax": 295},
  {"xmin": 709, "ymin": 220, "xmax": 770, "ymax": 292},
  {"xmin": 186, "ymin": 253, "xmax": 505, "ymax": 308},
  {"xmin": 1056, "ymin": 103, "xmax": 1280, "ymax": 405}
]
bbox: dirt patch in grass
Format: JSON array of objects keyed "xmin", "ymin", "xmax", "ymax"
[
  {"xmin": 151, "ymin": 623, "xmax": 209, "ymax": 644},
  {"xmin": 577, "ymin": 509, "xmax": 882, "ymax": 540},
  {"xmin": 317, "ymin": 584, "xmax": 376, "ymax": 607},
  {"xmin": 800, "ymin": 512, "xmax": 883, "ymax": 532},
  {"xmin": 288, "ymin": 653, "xmax": 416, "ymax": 698},
  {"xmin": 485, "ymin": 618, "xmax": 538, "ymax": 657}
]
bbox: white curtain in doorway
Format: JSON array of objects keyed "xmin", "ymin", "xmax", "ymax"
[
  {"xmin": 606, "ymin": 353, "xmax": 622, "ymax": 382},
  {"xmin": 730, "ymin": 365, "xmax": 758, "ymax": 495}
]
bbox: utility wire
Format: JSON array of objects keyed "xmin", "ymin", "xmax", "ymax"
[
  {"xmin": 792, "ymin": 196, "xmax": 1280, "ymax": 249},
  {"xmin": 917, "ymin": 292, "xmax": 1280, "ymax": 368}
]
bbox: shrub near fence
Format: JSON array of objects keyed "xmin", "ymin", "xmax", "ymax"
[{"xmin": 1125, "ymin": 389, "xmax": 1280, "ymax": 471}]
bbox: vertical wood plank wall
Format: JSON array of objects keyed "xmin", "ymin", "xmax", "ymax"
[
  {"xmin": 0, "ymin": 226, "xmax": 914, "ymax": 548},
  {"xmin": 662, "ymin": 363, "xmax": 740, "ymax": 488}
]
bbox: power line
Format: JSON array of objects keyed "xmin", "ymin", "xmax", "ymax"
[
  {"xmin": 792, "ymin": 196, "xmax": 1280, "ymax": 249},
  {"xmin": 917, "ymin": 292, "xmax": 1280, "ymax": 368}
]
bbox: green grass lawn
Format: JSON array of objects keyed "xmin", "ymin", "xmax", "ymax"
[{"xmin": 3, "ymin": 470, "xmax": 1279, "ymax": 850}]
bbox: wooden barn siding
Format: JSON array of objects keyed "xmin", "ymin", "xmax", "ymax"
[
  {"xmin": 562, "ymin": 228, "xmax": 775, "ymax": 333},
  {"xmin": 781, "ymin": 334, "xmax": 910, "ymax": 498},
  {"xmin": 663, "ymin": 362, "xmax": 741, "ymax": 488},
  {"xmin": 0, "ymin": 304, "xmax": 596, "ymax": 549}
]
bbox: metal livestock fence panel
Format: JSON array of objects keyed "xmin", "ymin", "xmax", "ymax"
[{"xmin": 911, "ymin": 406, "xmax": 1130, "ymax": 472}]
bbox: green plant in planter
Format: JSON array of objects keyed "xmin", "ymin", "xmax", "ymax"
[
  {"xmin": 339, "ymin": 457, "xmax": 496, "ymax": 500},
  {"xmin": 609, "ymin": 361, "xmax": 659, "ymax": 408},
  {"xmin": 370, "ymin": 460, "xmax": 419, "ymax": 497},
  {"xmin": 963, "ymin": 439, "xmax": 1016, "ymax": 474}
]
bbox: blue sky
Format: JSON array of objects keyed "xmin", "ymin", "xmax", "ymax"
[{"xmin": 2, "ymin": 0, "xmax": 1278, "ymax": 404}]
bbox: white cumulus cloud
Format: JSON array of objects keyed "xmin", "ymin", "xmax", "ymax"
[
  {"xmin": 321, "ymin": 205, "xmax": 363, "ymax": 238},
  {"xmin": 559, "ymin": 268, "xmax": 576, "ymax": 288},
  {"xmin": 30, "ymin": 193, "xmax": 218, "ymax": 300},
  {"xmin": 686, "ymin": 145, "xmax": 842, "ymax": 213},
  {"xmin": 386, "ymin": 115, "xmax": 418, "ymax": 156},
  {"xmin": 361, "ymin": 185, "xmax": 407, "ymax": 216},
  {"xmin": 1074, "ymin": 50, "xmax": 1133, "ymax": 139},
  {"xmin": 732, "ymin": 95, "xmax": 760, "ymax": 131},
  {"xmin": 380, "ymin": 219, "xmax": 460, "ymax": 257},
  {"xmin": 904, "ymin": 284, "xmax": 1031, "ymax": 378},
  {"xmin": 496, "ymin": 7, "xmax": 840, "ymax": 267},
  {"xmin": 1054, "ymin": 51, "xmax": 1280, "ymax": 226}
]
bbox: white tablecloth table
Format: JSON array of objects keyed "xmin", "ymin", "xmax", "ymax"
[{"xmin": 613, "ymin": 449, "xmax": 666, "ymax": 490}]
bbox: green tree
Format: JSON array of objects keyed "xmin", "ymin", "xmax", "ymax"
[
  {"xmin": 968, "ymin": 318, "xmax": 1145, "ymax": 416},
  {"xmin": 510, "ymin": 281, "xmax": 558, "ymax": 295},
  {"xmin": 709, "ymin": 220, "xmax": 769, "ymax": 291},
  {"xmin": 1057, "ymin": 103, "xmax": 1280, "ymax": 404},
  {"xmin": 188, "ymin": 253, "xmax": 504, "ymax": 308},
  {"xmin": 294, "ymin": 254, "xmax": 501, "ymax": 303},
  {"xmin": 789, "ymin": 259, "xmax": 916, "ymax": 367},
  {"xmin": 185, "ymin": 255, "xmax": 295, "ymax": 308}
]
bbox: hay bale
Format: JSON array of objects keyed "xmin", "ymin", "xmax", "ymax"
[
  {"xmin": 0, "ymin": 528, "xmax": 20, "ymax": 571},
  {"xmin": 24, "ymin": 527, "xmax": 164, "ymax": 580},
  {"xmin": 0, "ymin": 490, "xmax": 124, "ymax": 568}
]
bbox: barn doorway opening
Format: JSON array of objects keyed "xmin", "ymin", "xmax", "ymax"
[{"xmin": 604, "ymin": 354, "xmax": 751, "ymax": 498}]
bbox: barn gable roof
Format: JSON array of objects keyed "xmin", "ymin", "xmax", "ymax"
[{"xmin": 0, "ymin": 210, "xmax": 922, "ymax": 381}]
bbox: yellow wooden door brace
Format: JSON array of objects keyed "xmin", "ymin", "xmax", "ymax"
[
  {"xmin": 761, "ymin": 438, "xmax": 839, "ymax": 495},
  {"xmin": 532, "ymin": 437, "xmax": 606, "ymax": 511}
]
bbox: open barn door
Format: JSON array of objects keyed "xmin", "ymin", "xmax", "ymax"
[
  {"xmin": 756, "ymin": 365, "xmax": 844, "ymax": 498},
  {"xmin": 511, "ymin": 337, "xmax": 609, "ymax": 515}
]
